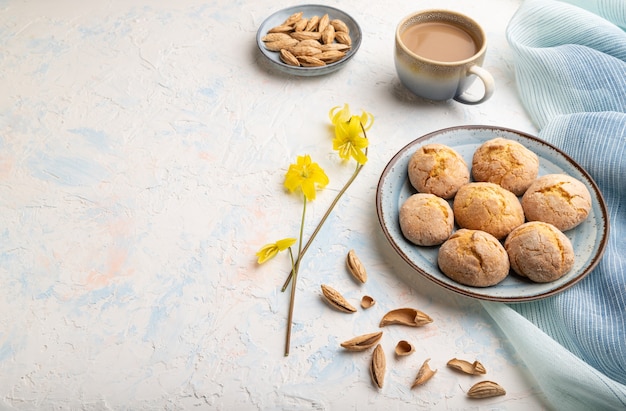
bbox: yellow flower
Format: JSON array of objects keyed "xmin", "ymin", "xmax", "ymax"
[
  {"xmin": 256, "ymin": 238, "xmax": 296, "ymax": 264},
  {"xmin": 329, "ymin": 103, "xmax": 374, "ymax": 131},
  {"xmin": 284, "ymin": 155, "xmax": 329, "ymax": 201},
  {"xmin": 333, "ymin": 116, "xmax": 369, "ymax": 164},
  {"xmin": 329, "ymin": 104, "xmax": 374, "ymax": 165}
]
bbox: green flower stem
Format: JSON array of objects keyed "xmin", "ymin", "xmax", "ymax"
[
  {"xmin": 284, "ymin": 196, "xmax": 307, "ymax": 356},
  {"xmin": 280, "ymin": 156, "xmax": 366, "ymax": 292}
]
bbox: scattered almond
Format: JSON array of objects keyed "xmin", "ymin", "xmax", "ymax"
[
  {"xmin": 379, "ymin": 308, "xmax": 433, "ymax": 327},
  {"xmin": 467, "ymin": 381, "xmax": 506, "ymax": 398},
  {"xmin": 412, "ymin": 358, "xmax": 437, "ymax": 388},
  {"xmin": 346, "ymin": 249, "xmax": 367, "ymax": 283},
  {"xmin": 394, "ymin": 340, "xmax": 414, "ymax": 356},
  {"xmin": 360, "ymin": 295, "xmax": 375, "ymax": 309},
  {"xmin": 370, "ymin": 344, "xmax": 386, "ymax": 389},
  {"xmin": 447, "ymin": 358, "xmax": 487, "ymax": 375},
  {"xmin": 340, "ymin": 331, "xmax": 383, "ymax": 351},
  {"xmin": 320, "ymin": 284, "xmax": 356, "ymax": 313}
]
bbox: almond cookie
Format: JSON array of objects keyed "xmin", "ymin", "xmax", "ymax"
[
  {"xmin": 471, "ymin": 137, "xmax": 539, "ymax": 195},
  {"xmin": 408, "ymin": 143, "xmax": 470, "ymax": 199},
  {"xmin": 521, "ymin": 174, "xmax": 591, "ymax": 231},
  {"xmin": 505, "ymin": 221, "xmax": 575, "ymax": 282},
  {"xmin": 453, "ymin": 182, "xmax": 525, "ymax": 240},
  {"xmin": 399, "ymin": 193, "xmax": 454, "ymax": 246},
  {"xmin": 438, "ymin": 229, "xmax": 510, "ymax": 287}
]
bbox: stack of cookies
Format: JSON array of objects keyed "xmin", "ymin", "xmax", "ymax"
[{"xmin": 399, "ymin": 137, "xmax": 592, "ymax": 287}]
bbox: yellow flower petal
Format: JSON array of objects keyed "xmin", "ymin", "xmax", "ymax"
[
  {"xmin": 256, "ymin": 243, "xmax": 280, "ymax": 264},
  {"xmin": 329, "ymin": 104, "xmax": 351, "ymax": 125},
  {"xmin": 359, "ymin": 110, "xmax": 374, "ymax": 131},
  {"xmin": 256, "ymin": 238, "xmax": 296, "ymax": 264},
  {"xmin": 276, "ymin": 237, "xmax": 297, "ymax": 251}
]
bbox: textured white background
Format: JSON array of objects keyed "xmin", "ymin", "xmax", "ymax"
[{"xmin": 0, "ymin": 0, "xmax": 550, "ymax": 409}]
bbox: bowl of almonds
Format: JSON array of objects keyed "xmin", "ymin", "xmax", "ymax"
[{"xmin": 256, "ymin": 5, "xmax": 362, "ymax": 76}]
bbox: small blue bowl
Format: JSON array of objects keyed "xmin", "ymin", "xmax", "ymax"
[{"xmin": 256, "ymin": 4, "xmax": 362, "ymax": 76}]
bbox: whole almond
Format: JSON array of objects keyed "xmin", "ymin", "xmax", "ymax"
[
  {"xmin": 288, "ymin": 45, "xmax": 322, "ymax": 57},
  {"xmin": 262, "ymin": 32, "xmax": 292, "ymax": 42},
  {"xmin": 282, "ymin": 11, "xmax": 303, "ymax": 26},
  {"xmin": 318, "ymin": 13, "xmax": 330, "ymax": 33},
  {"xmin": 297, "ymin": 39, "xmax": 323, "ymax": 49},
  {"xmin": 321, "ymin": 24, "xmax": 335, "ymax": 45},
  {"xmin": 319, "ymin": 43, "xmax": 351, "ymax": 52},
  {"xmin": 305, "ymin": 15, "xmax": 320, "ymax": 31},
  {"xmin": 264, "ymin": 38, "xmax": 299, "ymax": 52},
  {"xmin": 335, "ymin": 31, "xmax": 352, "ymax": 46},
  {"xmin": 290, "ymin": 31, "xmax": 322, "ymax": 41},
  {"xmin": 297, "ymin": 55, "xmax": 325, "ymax": 67},
  {"xmin": 294, "ymin": 18, "xmax": 309, "ymax": 32},
  {"xmin": 318, "ymin": 50, "xmax": 346, "ymax": 64},
  {"xmin": 279, "ymin": 49, "xmax": 300, "ymax": 66},
  {"xmin": 330, "ymin": 19, "xmax": 349, "ymax": 33},
  {"xmin": 268, "ymin": 24, "xmax": 295, "ymax": 34}
]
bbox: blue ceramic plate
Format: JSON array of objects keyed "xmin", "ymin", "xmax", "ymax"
[
  {"xmin": 256, "ymin": 4, "xmax": 361, "ymax": 76},
  {"xmin": 376, "ymin": 125, "xmax": 609, "ymax": 302}
]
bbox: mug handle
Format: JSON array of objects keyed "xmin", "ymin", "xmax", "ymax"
[{"xmin": 454, "ymin": 65, "xmax": 495, "ymax": 105}]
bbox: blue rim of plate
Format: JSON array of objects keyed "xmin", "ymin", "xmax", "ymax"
[
  {"xmin": 256, "ymin": 4, "xmax": 362, "ymax": 76},
  {"xmin": 376, "ymin": 125, "xmax": 610, "ymax": 302}
]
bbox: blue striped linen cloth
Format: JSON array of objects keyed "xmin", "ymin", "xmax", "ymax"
[{"xmin": 481, "ymin": 0, "xmax": 626, "ymax": 409}]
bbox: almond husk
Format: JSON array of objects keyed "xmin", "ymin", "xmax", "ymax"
[
  {"xmin": 412, "ymin": 358, "xmax": 437, "ymax": 388},
  {"xmin": 360, "ymin": 295, "xmax": 375, "ymax": 309},
  {"xmin": 467, "ymin": 381, "xmax": 506, "ymax": 398},
  {"xmin": 394, "ymin": 340, "xmax": 414, "ymax": 356},
  {"xmin": 320, "ymin": 284, "xmax": 356, "ymax": 312},
  {"xmin": 370, "ymin": 344, "xmax": 386, "ymax": 389},
  {"xmin": 379, "ymin": 308, "xmax": 433, "ymax": 327},
  {"xmin": 447, "ymin": 358, "xmax": 487, "ymax": 375},
  {"xmin": 340, "ymin": 331, "xmax": 383, "ymax": 351}
]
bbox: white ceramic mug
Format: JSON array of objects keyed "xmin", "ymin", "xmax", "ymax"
[{"xmin": 395, "ymin": 10, "xmax": 495, "ymax": 105}]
